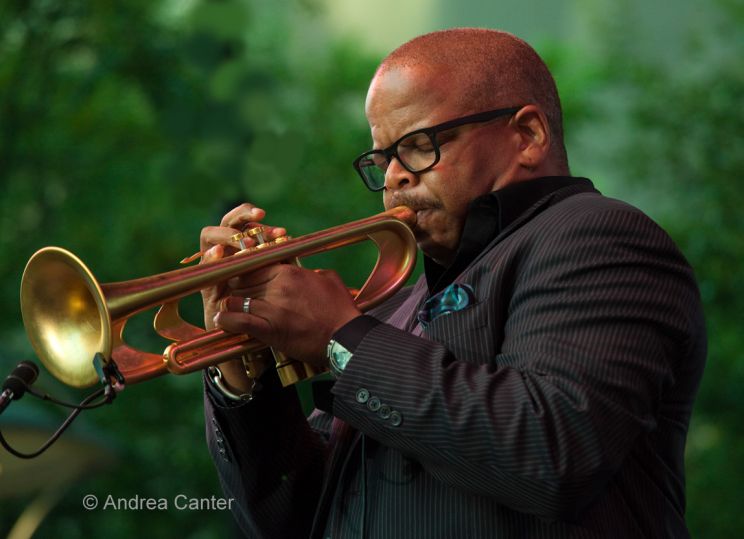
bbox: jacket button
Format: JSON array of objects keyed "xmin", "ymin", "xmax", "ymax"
[
  {"xmin": 378, "ymin": 404, "xmax": 391, "ymax": 419},
  {"xmin": 390, "ymin": 411, "xmax": 402, "ymax": 426},
  {"xmin": 356, "ymin": 389, "xmax": 370, "ymax": 403},
  {"xmin": 216, "ymin": 440, "xmax": 229, "ymax": 461},
  {"xmin": 367, "ymin": 396, "xmax": 381, "ymax": 412}
]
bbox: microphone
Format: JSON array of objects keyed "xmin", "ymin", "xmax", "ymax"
[{"xmin": 0, "ymin": 361, "xmax": 40, "ymax": 415}]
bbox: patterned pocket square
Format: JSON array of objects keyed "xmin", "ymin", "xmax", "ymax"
[{"xmin": 417, "ymin": 283, "xmax": 476, "ymax": 328}]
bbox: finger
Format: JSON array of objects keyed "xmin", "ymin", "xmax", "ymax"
[
  {"xmin": 234, "ymin": 224, "xmax": 289, "ymax": 243},
  {"xmin": 213, "ymin": 298, "xmax": 276, "ymax": 338},
  {"xmin": 226, "ymin": 264, "xmax": 292, "ymax": 291},
  {"xmin": 220, "ymin": 204, "xmax": 265, "ymax": 228},
  {"xmin": 213, "ymin": 311, "xmax": 273, "ymax": 338},
  {"xmin": 220, "ymin": 296, "xmax": 257, "ymax": 313},
  {"xmin": 221, "ymin": 264, "xmax": 284, "ymax": 293},
  {"xmin": 200, "ymin": 225, "xmax": 244, "ymax": 253},
  {"xmin": 224, "ymin": 280, "xmax": 273, "ymax": 300},
  {"xmin": 220, "ymin": 205, "xmax": 287, "ymax": 240},
  {"xmin": 201, "ymin": 244, "xmax": 225, "ymax": 264},
  {"xmin": 201, "ymin": 224, "xmax": 289, "ymax": 254},
  {"xmin": 219, "ymin": 296, "xmax": 276, "ymax": 317},
  {"xmin": 265, "ymin": 226, "xmax": 288, "ymax": 240},
  {"xmin": 313, "ymin": 268, "xmax": 339, "ymax": 279}
]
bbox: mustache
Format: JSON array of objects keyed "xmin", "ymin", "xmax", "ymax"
[{"xmin": 386, "ymin": 193, "xmax": 443, "ymax": 212}]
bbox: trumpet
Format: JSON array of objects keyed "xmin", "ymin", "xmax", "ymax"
[{"xmin": 20, "ymin": 207, "xmax": 417, "ymax": 390}]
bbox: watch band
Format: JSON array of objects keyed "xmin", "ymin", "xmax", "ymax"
[
  {"xmin": 327, "ymin": 339, "xmax": 353, "ymax": 378},
  {"xmin": 207, "ymin": 356, "xmax": 261, "ymax": 402}
]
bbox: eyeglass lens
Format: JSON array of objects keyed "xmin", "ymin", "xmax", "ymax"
[{"xmin": 359, "ymin": 132, "xmax": 438, "ymax": 190}]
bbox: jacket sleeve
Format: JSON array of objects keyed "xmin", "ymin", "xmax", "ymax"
[
  {"xmin": 330, "ymin": 206, "xmax": 705, "ymax": 520},
  {"xmin": 204, "ymin": 369, "xmax": 329, "ymax": 538}
]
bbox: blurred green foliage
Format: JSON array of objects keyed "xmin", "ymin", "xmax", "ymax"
[
  {"xmin": 547, "ymin": 2, "xmax": 744, "ymax": 535},
  {"xmin": 0, "ymin": 0, "xmax": 742, "ymax": 537},
  {"xmin": 0, "ymin": 1, "xmax": 381, "ymax": 537},
  {"xmin": 590, "ymin": 10, "xmax": 744, "ymax": 537}
]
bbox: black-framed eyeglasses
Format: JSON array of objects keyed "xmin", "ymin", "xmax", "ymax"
[{"xmin": 352, "ymin": 106, "xmax": 521, "ymax": 192}]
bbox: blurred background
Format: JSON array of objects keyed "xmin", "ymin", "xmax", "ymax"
[{"xmin": 0, "ymin": 0, "xmax": 742, "ymax": 537}]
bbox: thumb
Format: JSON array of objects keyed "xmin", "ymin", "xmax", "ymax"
[{"xmin": 201, "ymin": 244, "xmax": 225, "ymax": 264}]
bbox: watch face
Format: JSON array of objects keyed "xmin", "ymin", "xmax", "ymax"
[{"xmin": 329, "ymin": 341, "xmax": 353, "ymax": 376}]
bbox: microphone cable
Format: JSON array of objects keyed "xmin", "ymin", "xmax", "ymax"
[
  {"xmin": 0, "ymin": 387, "xmax": 110, "ymax": 459},
  {"xmin": 0, "ymin": 356, "xmax": 118, "ymax": 459}
]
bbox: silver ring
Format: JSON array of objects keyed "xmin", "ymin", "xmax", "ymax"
[{"xmin": 242, "ymin": 297, "xmax": 252, "ymax": 314}]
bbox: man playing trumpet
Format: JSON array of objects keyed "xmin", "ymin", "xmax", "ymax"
[{"xmin": 200, "ymin": 28, "xmax": 705, "ymax": 538}]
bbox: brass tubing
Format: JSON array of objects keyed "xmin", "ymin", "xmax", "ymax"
[
  {"xmin": 100, "ymin": 207, "xmax": 415, "ymax": 319},
  {"xmin": 164, "ymin": 329, "xmax": 263, "ymax": 375}
]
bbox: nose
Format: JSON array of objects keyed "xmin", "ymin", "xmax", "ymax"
[{"xmin": 384, "ymin": 157, "xmax": 418, "ymax": 191}]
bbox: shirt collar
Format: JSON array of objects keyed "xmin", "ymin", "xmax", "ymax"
[{"xmin": 425, "ymin": 176, "xmax": 597, "ymax": 294}]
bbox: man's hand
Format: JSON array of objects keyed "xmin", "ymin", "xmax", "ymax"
[
  {"xmin": 199, "ymin": 203, "xmax": 287, "ymax": 329},
  {"xmin": 214, "ymin": 264, "xmax": 362, "ymax": 367},
  {"xmin": 198, "ymin": 203, "xmax": 289, "ymax": 393}
]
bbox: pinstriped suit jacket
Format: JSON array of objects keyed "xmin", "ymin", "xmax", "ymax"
[{"xmin": 204, "ymin": 183, "xmax": 706, "ymax": 538}]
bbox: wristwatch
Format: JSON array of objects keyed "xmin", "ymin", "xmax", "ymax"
[
  {"xmin": 327, "ymin": 339, "xmax": 353, "ymax": 378},
  {"xmin": 207, "ymin": 353, "xmax": 262, "ymax": 403}
]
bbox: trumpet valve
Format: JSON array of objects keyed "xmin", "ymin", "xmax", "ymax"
[
  {"xmin": 232, "ymin": 226, "xmax": 267, "ymax": 251},
  {"xmin": 232, "ymin": 226, "xmax": 290, "ymax": 253},
  {"xmin": 245, "ymin": 226, "xmax": 267, "ymax": 245}
]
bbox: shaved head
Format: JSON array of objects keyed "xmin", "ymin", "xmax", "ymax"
[{"xmin": 376, "ymin": 28, "xmax": 568, "ymax": 167}]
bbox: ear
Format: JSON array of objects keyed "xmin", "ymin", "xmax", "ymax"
[{"xmin": 511, "ymin": 105, "xmax": 551, "ymax": 171}]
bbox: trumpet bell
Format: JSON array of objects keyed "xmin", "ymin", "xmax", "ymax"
[{"xmin": 21, "ymin": 247, "xmax": 112, "ymax": 388}]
